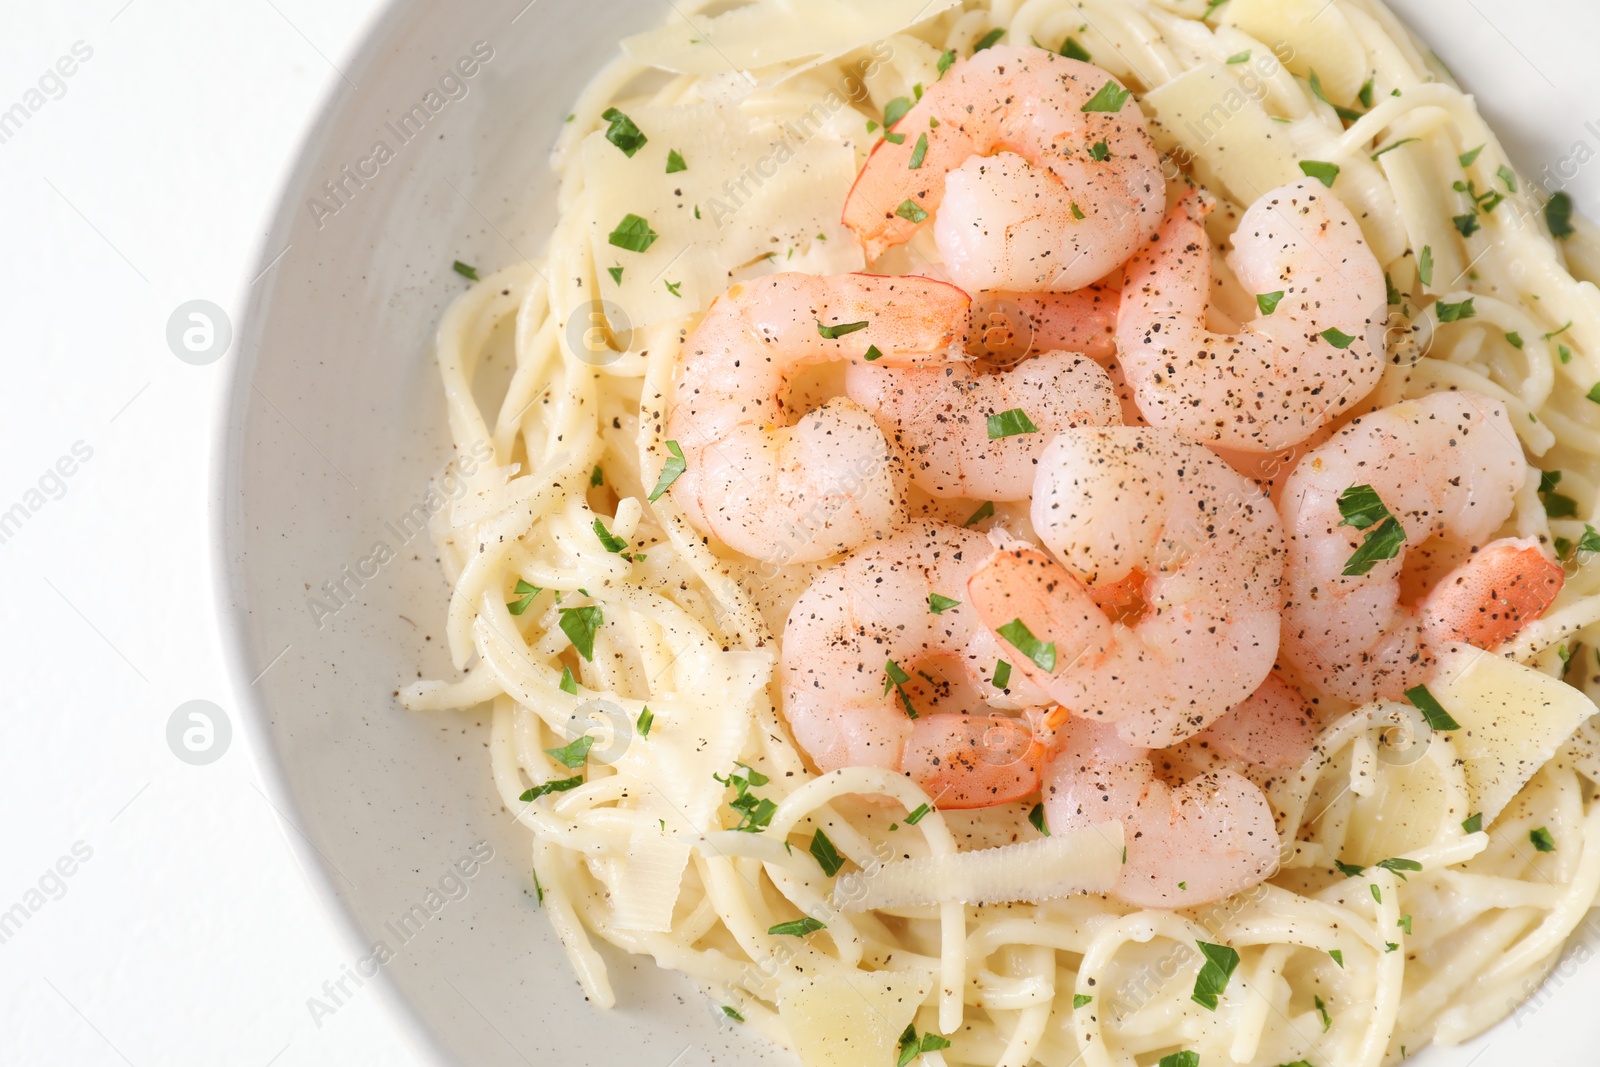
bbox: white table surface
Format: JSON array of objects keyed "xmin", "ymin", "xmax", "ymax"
[
  {"xmin": 5, "ymin": 1, "xmax": 1600, "ymax": 1066},
  {"xmin": 0, "ymin": 2, "xmax": 421, "ymax": 1064}
]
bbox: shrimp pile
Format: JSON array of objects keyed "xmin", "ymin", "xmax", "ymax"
[{"xmin": 657, "ymin": 44, "xmax": 1568, "ymax": 909}]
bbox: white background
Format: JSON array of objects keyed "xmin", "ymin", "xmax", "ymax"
[
  {"xmin": 0, "ymin": 2, "xmax": 422, "ymax": 1064},
  {"xmin": 4, "ymin": 1, "xmax": 1600, "ymax": 1066}
]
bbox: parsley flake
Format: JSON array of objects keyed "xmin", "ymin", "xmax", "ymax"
[
  {"xmin": 997, "ymin": 618, "xmax": 1057, "ymax": 672},
  {"xmin": 648, "ymin": 440, "xmax": 687, "ymax": 502},
  {"xmin": 1191, "ymin": 941, "xmax": 1240, "ymax": 1011},
  {"xmin": 601, "ymin": 108, "xmax": 648, "ymax": 157},
  {"xmin": 1081, "ymin": 81, "xmax": 1131, "ymax": 113},
  {"xmin": 987, "ymin": 407, "xmax": 1040, "ymax": 439}
]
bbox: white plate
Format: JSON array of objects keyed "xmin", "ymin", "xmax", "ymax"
[{"xmin": 216, "ymin": 2, "xmax": 1600, "ymax": 1064}]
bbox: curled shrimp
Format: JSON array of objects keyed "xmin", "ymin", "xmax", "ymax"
[
  {"xmin": 845, "ymin": 352, "xmax": 1121, "ymax": 500},
  {"xmin": 666, "ymin": 272, "xmax": 968, "ymax": 563},
  {"xmin": 1118, "ymin": 180, "xmax": 1386, "ymax": 452},
  {"xmin": 967, "ymin": 427, "xmax": 1285, "ymax": 747},
  {"xmin": 841, "ymin": 45, "xmax": 1164, "ymax": 295},
  {"xmin": 1042, "ymin": 715, "xmax": 1279, "ymax": 907},
  {"xmin": 1280, "ymin": 390, "xmax": 1563, "ymax": 703},
  {"xmin": 780, "ymin": 522, "xmax": 1058, "ymax": 808}
]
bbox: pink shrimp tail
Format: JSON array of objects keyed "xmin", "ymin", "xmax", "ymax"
[{"xmin": 1420, "ymin": 537, "xmax": 1563, "ymax": 651}]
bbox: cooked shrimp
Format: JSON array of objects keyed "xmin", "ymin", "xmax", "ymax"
[
  {"xmin": 667, "ymin": 273, "xmax": 969, "ymax": 563},
  {"xmin": 1042, "ymin": 716, "xmax": 1279, "ymax": 907},
  {"xmin": 1181, "ymin": 673, "xmax": 1318, "ymax": 776},
  {"xmin": 841, "ymin": 46, "xmax": 1164, "ymax": 294},
  {"xmin": 1280, "ymin": 390, "xmax": 1563, "ymax": 703},
  {"xmin": 967, "ymin": 427, "xmax": 1285, "ymax": 747},
  {"xmin": 781, "ymin": 522, "xmax": 1058, "ymax": 808},
  {"xmin": 845, "ymin": 352, "xmax": 1120, "ymax": 500},
  {"xmin": 1118, "ymin": 180, "xmax": 1386, "ymax": 452}
]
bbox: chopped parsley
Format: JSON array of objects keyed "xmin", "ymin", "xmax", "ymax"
[
  {"xmin": 1334, "ymin": 860, "xmax": 1366, "ymax": 878},
  {"xmin": 896, "ymin": 199, "xmax": 929, "ymax": 223},
  {"xmin": 1329, "ymin": 949, "xmax": 1344, "ymax": 968},
  {"xmin": 817, "ymin": 318, "xmax": 869, "ymax": 340},
  {"xmin": 964, "ymin": 501, "xmax": 995, "ymax": 527},
  {"xmin": 1419, "ymin": 245, "xmax": 1434, "ymax": 286},
  {"xmin": 1029, "ymin": 803, "xmax": 1050, "ymax": 835},
  {"xmin": 1089, "ymin": 139, "xmax": 1111, "ymax": 161},
  {"xmin": 1071, "ymin": 202, "xmax": 1086, "ymax": 220},
  {"xmin": 636, "ymin": 705, "xmax": 653, "ymax": 738},
  {"xmin": 1539, "ymin": 470, "xmax": 1578, "ymax": 518},
  {"xmin": 606, "ymin": 265, "xmax": 623, "ymax": 284},
  {"xmin": 590, "ymin": 465, "xmax": 604, "ymax": 488},
  {"xmin": 973, "ymin": 27, "xmax": 1005, "ymax": 52},
  {"xmin": 648, "ymin": 440, "xmax": 687, "ymax": 502},
  {"xmin": 1453, "ymin": 212, "xmax": 1481, "ymax": 238},
  {"xmin": 1435, "ymin": 298, "xmax": 1476, "ymax": 323},
  {"xmin": 1405, "ymin": 683, "xmax": 1462, "ymax": 731},
  {"xmin": 452, "ymin": 260, "xmax": 479, "ymax": 281},
  {"xmin": 1462, "ymin": 812, "xmax": 1484, "ymax": 834},
  {"xmin": 1073, "ymin": 993, "xmax": 1093, "ymax": 1009},
  {"xmin": 1531, "ymin": 826, "xmax": 1556, "ymax": 852},
  {"xmin": 600, "ymin": 107, "xmax": 648, "ymax": 156},
  {"xmin": 520, "ymin": 775, "xmax": 583, "ymax": 802},
  {"xmin": 722, "ymin": 1005, "xmax": 744, "ymax": 1022},
  {"xmin": 507, "ymin": 579, "xmax": 542, "ymax": 616},
  {"xmin": 1191, "ymin": 941, "xmax": 1239, "ymax": 1011},
  {"xmin": 1399, "ymin": 914, "xmax": 1413, "ymax": 935},
  {"xmin": 1081, "ymin": 81, "xmax": 1131, "ymax": 113},
  {"xmin": 987, "ymin": 407, "xmax": 1040, "ymax": 439},
  {"xmin": 666, "ymin": 149, "xmax": 687, "ymax": 173},
  {"xmin": 992, "ymin": 660, "xmax": 1012, "ymax": 689},
  {"xmin": 1314, "ymin": 994, "xmax": 1332, "ymax": 1031},
  {"xmin": 908, "ymin": 132, "xmax": 929, "ymax": 170},
  {"xmin": 1226, "ymin": 50, "xmax": 1251, "ymax": 64},
  {"xmin": 1322, "ymin": 326, "xmax": 1358, "ymax": 348},
  {"xmin": 558, "ymin": 665, "xmax": 578, "ymax": 694},
  {"xmin": 897, "ymin": 1026, "xmax": 953, "ymax": 1067},
  {"xmin": 664, "ymin": 280, "xmax": 682, "ymax": 298},
  {"xmin": 997, "ymin": 618, "xmax": 1057, "ymax": 672},
  {"xmin": 1062, "ymin": 37, "xmax": 1092, "ymax": 61},
  {"xmin": 1158, "ymin": 1053, "xmax": 1199, "ymax": 1067},
  {"xmin": 715, "ymin": 763, "xmax": 777, "ymax": 832},
  {"xmin": 1336, "ymin": 484, "xmax": 1406, "ymax": 576},
  {"xmin": 937, "ymin": 49, "xmax": 956, "ymax": 77},
  {"xmin": 1371, "ymin": 138, "xmax": 1420, "ymax": 161},
  {"xmin": 559, "ymin": 604, "xmax": 604, "ymax": 660},
  {"xmin": 1498, "ymin": 164, "xmax": 1518, "ymax": 192},
  {"xmin": 1375, "ymin": 857, "xmax": 1423, "ymax": 880},
  {"xmin": 769, "ymin": 917, "xmax": 825, "ymax": 937},
  {"xmin": 1459, "ymin": 144, "xmax": 1485, "ymax": 168},
  {"xmin": 1256, "ymin": 290, "xmax": 1286, "ymax": 315},
  {"xmin": 1547, "ymin": 191, "xmax": 1576, "ymax": 239},
  {"xmin": 1299, "ymin": 160, "xmax": 1340, "ymax": 187},
  {"xmin": 810, "ymin": 829, "xmax": 844, "ymax": 876},
  {"xmin": 544, "ymin": 735, "xmax": 596, "ymax": 769},
  {"xmin": 607, "ymin": 213, "xmax": 659, "ymax": 253},
  {"xmin": 863, "ymin": 345, "xmax": 883, "ymax": 362},
  {"xmin": 884, "ymin": 659, "xmax": 917, "ymax": 718},
  {"xmin": 928, "ymin": 593, "xmax": 961, "ymax": 614},
  {"xmin": 1370, "ymin": 883, "xmax": 1383, "ymax": 904},
  {"xmin": 905, "ymin": 803, "xmax": 931, "ymax": 825},
  {"xmin": 592, "ymin": 518, "xmax": 629, "ymax": 554},
  {"xmin": 1506, "ymin": 331, "xmax": 1524, "ymax": 349}
]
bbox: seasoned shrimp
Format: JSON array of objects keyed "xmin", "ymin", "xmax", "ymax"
[
  {"xmin": 1280, "ymin": 390, "xmax": 1563, "ymax": 703},
  {"xmin": 667, "ymin": 273, "xmax": 968, "ymax": 563},
  {"xmin": 968, "ymin": 427, "xmax": 1285, "ymax": 747},
  {"xmin": 781, "ymin": 522, "xmax": 1058, "ymax": 808},
  {"xmin": 1043, "ymin": 716, "xmax": 1279, "ymax": 907},
  {"xmin": 1118, "ymin": 180, "xmax": 1386, "ymax": 452},
  {"xmin": 1180, "ymin": 673, "xmax": 1318, "ymax": 780},
  {"xmin": 846, "ymin": 352, "xmax": 1120, "ymax": 500},
  {"xmin": 841, "ymin": 46, "xmax": 1164, "ymax": 294}
]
